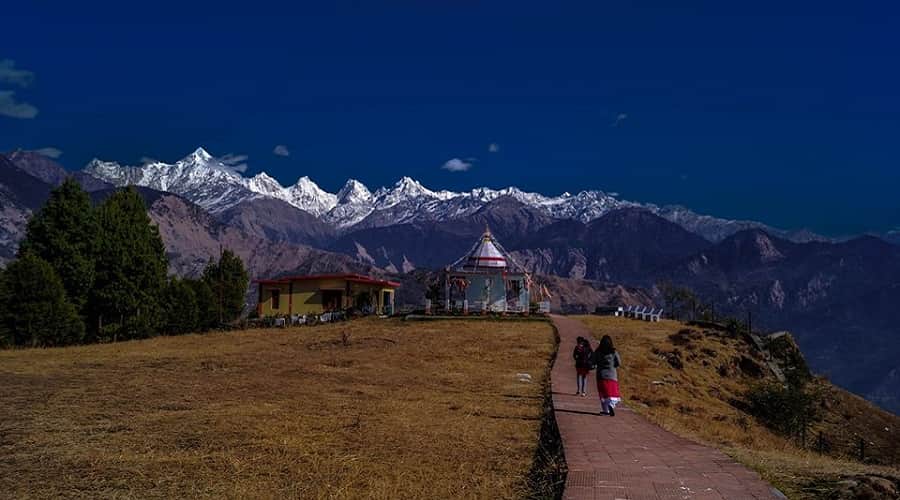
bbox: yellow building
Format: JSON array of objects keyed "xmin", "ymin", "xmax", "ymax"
[{"xmin": 255, "ymin": 273, "xmax": 400, "ymax": 317}]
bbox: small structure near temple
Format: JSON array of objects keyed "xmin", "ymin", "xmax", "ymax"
[
  {"xmin": 431, "ymin": 227, "xmax": 535, "ymax": 314},
  {"xmin": 255, "ymin": 273, "xmax": 399, "ymax": 317}
]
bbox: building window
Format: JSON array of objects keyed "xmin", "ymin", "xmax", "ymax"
[{"xmin": 271, "ymin": 289, "xmax": 280, "ymax": 310}]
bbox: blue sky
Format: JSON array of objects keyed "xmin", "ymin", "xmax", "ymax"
[{"xmin": 2, "ymin": 1, "xmax": 899, "ymax": 236}]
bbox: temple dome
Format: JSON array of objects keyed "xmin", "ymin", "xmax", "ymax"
[{"xmin": 462, "ymin": 228, "xmax": 508, "ymax": 270}]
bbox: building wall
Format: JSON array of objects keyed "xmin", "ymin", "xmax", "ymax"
[
  {"xmin": 259, "ymin": 280, "xmax": 398, "ymax": 317},
  {"xmin": 450, "ymin": 273, "xmax": 529, "ymax": 312},
  {"xmin": 290, "ymin": 280, "xmax": 330, "ymax": 314},
  {"xmin": 462, "ymin": 275, "xmax": 508, "ymax": 311},
  {"xmin": 259, "ymin": 283, "xmax": 291, "ymax": 316}
]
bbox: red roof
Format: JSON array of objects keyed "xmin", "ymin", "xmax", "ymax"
[{"xmin": 253, "ymin": 273, "xmax": 400, "ymax": 288}]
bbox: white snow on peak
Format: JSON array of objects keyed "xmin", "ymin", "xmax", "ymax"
[
  {"xmin": 190, "ymin": 147, "xmax": 213, "ymax": 163},
  {"xmin": 395, "ymin": 176, "xmax": 431, "ymax": 196},
  {"xmin": 82, "ymin": 146, "xmax": 637, "ymax": 227},
  {"xmin": 337, "ymin": 179, "xmax": 373, "ymax": 204},
  {"xmin": 287, "ymin": 176, "xmax": 338, "ymax": 216},
  {"xmin": 247, "ymin": 172, "xmax": 285, "ymax": 198}
]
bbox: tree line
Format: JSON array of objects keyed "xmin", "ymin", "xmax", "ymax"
[{"xmin": 0, "ymin": 179, "xmax": 249, "ymax": 347}]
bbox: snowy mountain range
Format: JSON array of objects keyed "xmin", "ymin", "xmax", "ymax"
[{"xmin": 83, "ymin": 147, "xmax": 820, "ymax": 242}]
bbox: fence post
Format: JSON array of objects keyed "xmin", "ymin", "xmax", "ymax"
[
  {"xmin": 816, "ymin": 432, "xmax": 824, "ymax": 453},
  {"xmin": 858, "ymin": 437, "xmax": 865, "ymax": 462}
]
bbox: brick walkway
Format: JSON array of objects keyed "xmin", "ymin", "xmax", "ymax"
[{"xmin": 550, "ymin": 315, "xmax": 781, "ymax": 500}]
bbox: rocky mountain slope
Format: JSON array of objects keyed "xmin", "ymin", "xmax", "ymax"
[
  {"xmin": 141, "ymin": 191, "xmax": 370, "ymax": 279},
  {"xmin": 661, "ymin": 229, "xmax": 900, "ymax": 413},
  {"xmin": 330, "ymin": 196, "xmax": 556, "ymax": 271},
  {"xmin": 217, "ymin": 197, "xmax": 335, "ymax": 248},
  {"xmin": 0, "ymin": 154, "xmax": 57, "ymax": 263},
  {"xmin": 511, "ymin": 208, "xmax": 712, "ymax": 282}
]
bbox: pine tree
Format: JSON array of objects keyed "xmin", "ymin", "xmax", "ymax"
[
  {"xmin": 18, "ymin": 178, "xmax": 98, "ymax": 312},
  {"xmin": 163, "ymin": 277, "xmax": 199, "ymax": 335},
  {"xmin": 186, "ymin": 278, "xmax": 217, "ymax": 330},
  {"xmin": 89, "ymin": 187, "xmax": 168, "ymax": 341},
  {"xmin": 0, "ymin": 253, "xmax": 84, "ymax": 347},
  {"xmin": 202, "ymin": 249, "xmax": 249, "ymax": 324}
]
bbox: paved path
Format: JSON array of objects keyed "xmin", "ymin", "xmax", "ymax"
[{"xmin": 550, "ymin": 315, "xmax": 781, "ymax": 500}]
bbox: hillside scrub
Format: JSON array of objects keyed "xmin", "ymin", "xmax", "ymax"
[
  {"xmin": 745, "ymin": 380, "xmax": 824, "ymax": 439},
  {"xmin": 577, "ymin": 316, "xmax": 900, "ymax": 500},
  {"xmin": 0, "ymin": 318, "xmax": 556, "ymax": 498}
]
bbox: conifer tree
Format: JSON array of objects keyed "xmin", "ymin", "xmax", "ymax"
[
  {"xmin": 18, "ymin": 178, "xmax": 98, "ymax": 311},
  {"xmin": 0, "ymin": 253, "xmax": 84, "ymax": 347},
  {"xmin": 186, "ymin": 278, "xmax": 217, "ymax": 330},
  {"xmin": 202, "ymin": 249, "xmax": 249, "ymax": 324},
  {"xmin": 163, "ymin": 277, "xmax": 199, "ymax": 335},
  {"xmin": 89, "ymin": 187, "xmax": 168, "ymax": 341}
]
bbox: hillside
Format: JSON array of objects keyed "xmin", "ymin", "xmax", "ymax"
[
  {"xmin": 512, "ymin": 208, "xmax": 712, "ymax": 282},
  {"xmin": 662, "ymin": 228, "xmax": 900, "ymax": 413},
  {"xmin": 577, "ymin": 316, "xmax": 900, "ymax": 499},
  {"xmin": 0, "ymin": 318, "xmax": 556, "ymax": 498}
]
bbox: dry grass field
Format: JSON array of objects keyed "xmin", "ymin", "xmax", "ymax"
[
  {"xmin": 0, "ymin": 318, "xmax": 555, "ymax": 499},
  {"xmin": 576, "ymin": 315, "xmax": 900, "ymax": 500}
]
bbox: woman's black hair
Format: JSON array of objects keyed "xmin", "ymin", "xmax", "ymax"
[{"xmin": 598, "ymin": 335, "xmax": 615, "ymax": 355}]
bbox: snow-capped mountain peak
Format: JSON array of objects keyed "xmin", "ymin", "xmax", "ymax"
[
  {"xmin": 394, "ymin": 176, "xmax": 430, "ymax": 195},
  {"xmin": 247, "ymin": 172, "xmax": 285, "ymax": 198},
  {"xmin": 287, "ymin": 176, "xmax": 338, "ymax": 216},
  {"xmin": 86, "ymin": 158, "xmax": 123, "ymax": 175},
  {"xmin": 189, "ymin": 147, "xmax": 213, "ymax": 163},
  {"xmin": 337, "ymin": 179, "xmax": 373, "ymax": 204}
]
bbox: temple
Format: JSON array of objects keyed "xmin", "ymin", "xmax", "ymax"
[{"xmin": 437, "ymin": 227, "xmax": 531, "ymax": 313}]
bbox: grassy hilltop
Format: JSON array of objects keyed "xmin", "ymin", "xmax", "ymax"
[
  {"xmin": 0, "ymin": 318, "xmax": 555, "ymax": 499},
  {"xmin": 578, "ymin": 316, "xmax": 900, "ymax": 500},
  {"xmin": 3, "ymin": 313, "xmax": 898, "ymax": 499}
]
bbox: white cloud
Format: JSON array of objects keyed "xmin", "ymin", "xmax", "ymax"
[
  {"xmin": 140, "ymin": 156, "xmax": 159, "ymax": 165},
  {"xmin": 488, "ymin": 143, "xmax": 500, "ymax": 153},
  {"xmin": 612, "ymin": 113, "xmax": 628, "ymax": 127},
  {"xmin": 216, "ymin": 153, "xmax": 249, "ymax": 173},
  {"xmin": 273, "ymin": 145, "xmax": 290, "ymax": 157},
  {"xmin": 441, "ymin": 158, "xmax": 474, "ymax": 172},
  {"xmin": 30, "ymin": 147, "xmax": 62, "ymax": 158},
  {"xmin": 0, "ymin": 90, "xmax": 38, "ymax": 119},
  {"xmin": 0, "ymin": 60, "xmax": 34, "ymax": 88}
]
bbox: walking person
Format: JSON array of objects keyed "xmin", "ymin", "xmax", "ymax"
[
  {"xmin": 593, "ymin": 335, "xmax": 622, "ymax": 415},
  {"xmin": 572, "ymin": 336, "xmax": 593, "ymax": 397}
]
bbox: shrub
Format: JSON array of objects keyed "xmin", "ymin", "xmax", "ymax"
[{"xmin": 746, "ymin": 380, "xmax": 823, "ymax": 438}]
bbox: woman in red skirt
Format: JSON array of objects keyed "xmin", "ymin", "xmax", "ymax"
[{"xmin": 592, "ymin": 335, "xmax": 622, "ymax": 416}]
